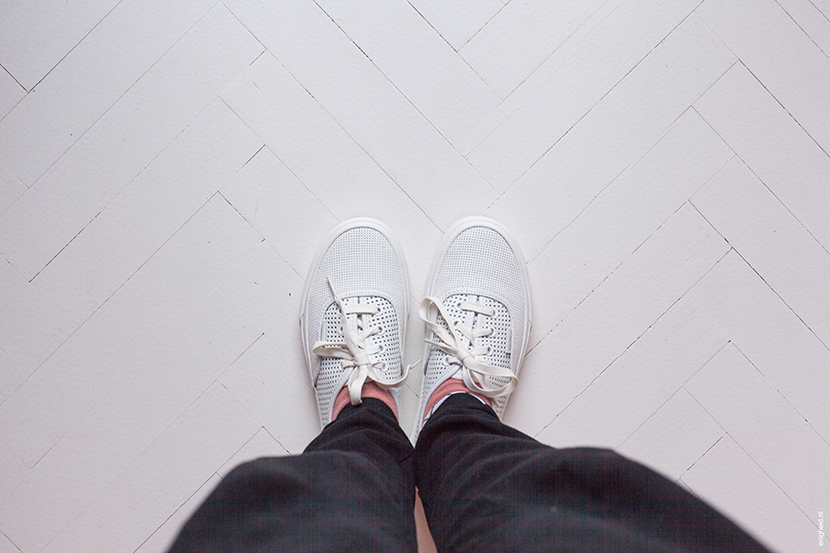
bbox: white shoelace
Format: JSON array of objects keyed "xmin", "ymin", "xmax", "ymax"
[
  {"xmin": 312, "ymin": 278, "xmax": 411, "ymax": 406},
  {"xmin": 420, "ymin": 296, "xmax": 518, "ymax": 398}
]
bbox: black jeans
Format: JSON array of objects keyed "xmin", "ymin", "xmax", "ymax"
[{"xmin": 168, "ymin": 394, "xmax": 769, "ymax": 552}]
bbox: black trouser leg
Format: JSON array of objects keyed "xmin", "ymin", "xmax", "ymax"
[
  {"xmin": 168, "ymin": 398, "xmax": 417, "ymax": 553},
  {"xmin": 414, "ymin": 393, "xmax": 769, "ymax": 553}
]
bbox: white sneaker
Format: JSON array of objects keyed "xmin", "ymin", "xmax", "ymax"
[
  {"xmin": 300, "ymin": 218, "xmax": 411, "ymax": 428},
  {"xmin": 413, "ymin": 217, "xmax": 532, "ymax": 440}
]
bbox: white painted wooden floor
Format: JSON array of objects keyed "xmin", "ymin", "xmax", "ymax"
[{"xmin": 1, "ymin": 0, "xmax": 829, "ymax": 551}]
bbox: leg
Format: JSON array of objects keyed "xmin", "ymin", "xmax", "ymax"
[
  {"xmin": 169, "ymin": 218, "xmax": 417, "ymax": 552},
  {"xmin": 168, "ymin": 398, "xmax": 416, "ymax": 553},
  {"xmin": 412, "ymin": 218, "xmax": 769, "ymax": 552},
  {"xmin": 415, "ymin": 393, "xmax": 769, "ymax": 552}
]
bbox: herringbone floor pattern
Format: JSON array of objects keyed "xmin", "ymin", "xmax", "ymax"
[{"xmin": 1, "ymin": 1, "xmax": 828, "ymax": 551}]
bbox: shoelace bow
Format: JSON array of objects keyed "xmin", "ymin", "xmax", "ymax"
[
  {"xmin": 419, "ymin": 296, "xmax": 518, "ymax": 398},
  {"xmin": 312, "ymin": 278, "xmax": 412, "ymax": 406}
]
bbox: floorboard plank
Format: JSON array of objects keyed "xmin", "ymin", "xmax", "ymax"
[
  {"xmin": 0, "ymin": 0, "xmax": 218, "ymax": 186},
  {"xmin": 224, "ymin": 0, "xmax": 497, "ymax": 231},
  {"xmin": 467, "ymin": 0, "xmax": 701, "ymax": 191},
  {"xmin": 698, "ymin": 0, "xmax": 830, "ymax": 155},
  {"xmin": 692, "ymin": 156, "xmax": 830, "ymax": 347},
  {"xmin": 487, "ymin": 13, "xmax": 735, "ymax": 259},
  {"xmin": 695, "ymin": 63, "xmax": 830, "ymax": 252},
  {"xmin": 508, "ymin": 203, "xmax": 729, "ymax": 437},
  {"xmin": 0, "ymin": 5, "xmax": 263, "ymax": 281},
  {"xmin": 316, "ymin": 0, "xmax": 500, "ymax": 146}
]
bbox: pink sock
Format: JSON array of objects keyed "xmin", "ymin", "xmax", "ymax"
[
  {"xmin": 422, "ymin": 379, "xmax": 491, "ymax": 423},
  {"xmin": 332, "ymin": 382, "xmax": 398, "ymax": 420}
]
